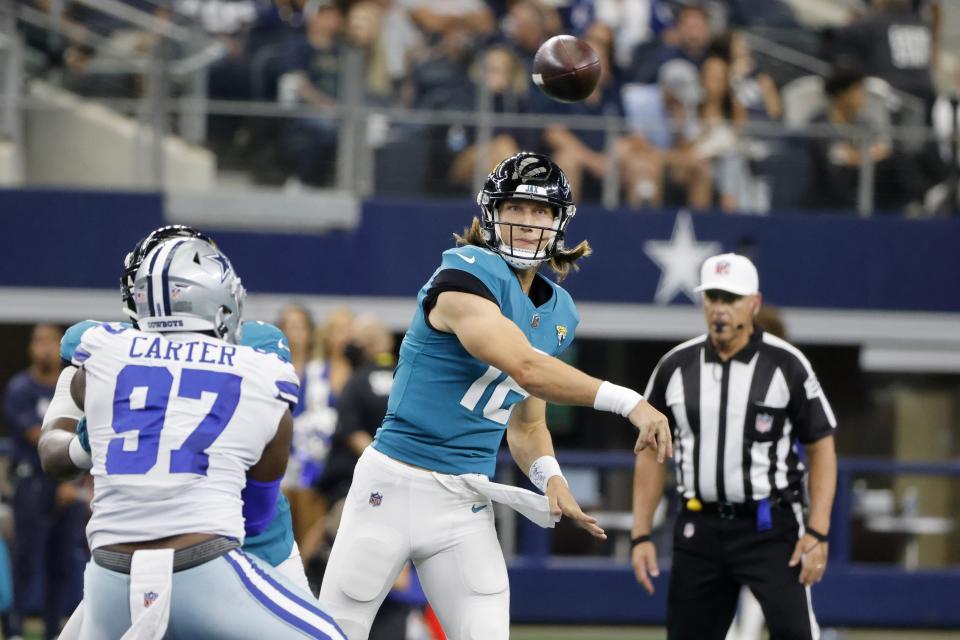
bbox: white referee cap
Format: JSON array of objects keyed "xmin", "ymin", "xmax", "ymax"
[{"xmin": 695, "ymin": 253, "xmax": 759, "ymax": 296}]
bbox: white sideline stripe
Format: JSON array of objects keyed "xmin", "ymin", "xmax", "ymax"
[{"xmin": 229, "ymin": 550, "xmax": 346, "ymax": 640}]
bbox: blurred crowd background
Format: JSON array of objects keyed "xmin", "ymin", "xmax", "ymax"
[{"xmin": 6, "ymin": 0, "xmax": 960, "ymax": 215}]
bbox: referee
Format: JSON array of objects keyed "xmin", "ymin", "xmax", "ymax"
[{"xmin": 631, "ymin": 253, "xmax": 837, "ymax": 640}]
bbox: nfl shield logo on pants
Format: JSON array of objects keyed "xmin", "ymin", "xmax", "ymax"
[
  {"xmin": 144, "ymin": 591, "xmax": 159, "ymax": 608},
  {"xmin": 755, "ymin": 413, "xmax": 774, "ymax": 434},
  {"xmin": 369, "ymin": 491, "xmax": 383, "ymax": 507}
]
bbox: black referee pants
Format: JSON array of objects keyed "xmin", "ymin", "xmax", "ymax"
[{"xmin": 667, "ymin": 504, "xmax": 818, "ymax": 640}]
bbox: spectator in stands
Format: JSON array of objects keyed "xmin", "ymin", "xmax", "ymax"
[
  {"xmin": 43, "ymin": 0, "xmax": 165, "ymax": 98},
  {"xmin": 622, "ymin": 59, "xmax": 713, "ymax": 209},
  {"xmin": 345, "ymin": 1, "xmax": 394, "ymax": 101},
  {"xmin": 402, "ymin": 0, "xmax": 495, "ymax": 42},
  {"xmin": 311, "ymin": 315, "xmax": 431, "ymax": 639},
  {"xmin": 567, "ymin": 0, "xmax": 655, "ymax": 74},
  {"xmin": 806, "ymin": 65, "xmax": 896, "ymax": 212},
  {"xmin": 448, "ymin": 45, "xmax": 528, "ymax": 188},
  {"xmin": 697, "ymin": 44, "xmax": 745, "ymax": 211},
  {"xmin": 372, "ymin": 0, "xmax": 423, "ymax": 90},
  {"xmin": 405, "ymin": 12, "xmax": 482, "ymax": 192},
  {"xmin": 632, "ymin": 2, "xmax": 713, "ymax": 84},
  {"xmin": 316, "ymin": 314, "xmax": 395, "ymax": 520},
  {"xmin": 725, "ymin": 31, "xmax": 781, "ymax": 122},
  {"xmin": 825, "ymin": 0, "xmax": 935, "ymax": 109},
  {"xmin": 2, "ymin": 325, "xmax": 86, "ymax": 640},
  {"xmin": 277, "ymin": 0, "xmax": 344, "ymax": 185},
  {"xmin": 277, "ymin": 305, "xmax": 349, "ymax": 547},
  {"xmin": 502, "ymin": 0, "xmax": 556, "ymax": 70},
  {"xmin": 700, "ymin": 31, "xmax": 782, "ymax": 213},
  {"xmin": 538, "ymin": 22, "xmax": 657, "ymax": 206}
]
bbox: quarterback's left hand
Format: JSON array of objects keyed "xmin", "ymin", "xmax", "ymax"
[
  {"xmin": 547, "ymin": 477, "xmax": 606, "ymax": 540},
  {"xmin": 789, "ymin": 534, "xmax": 828, "ymax": 586}
]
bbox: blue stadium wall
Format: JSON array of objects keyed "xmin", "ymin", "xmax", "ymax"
[{"xmin": 2, "ymin": 188, "xmax": 959, "ymax": 312}]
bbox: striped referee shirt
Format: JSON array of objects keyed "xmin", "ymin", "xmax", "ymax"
[{"xmin": 645, "ymin": 327, "xmax": 837, "ymax": 504}]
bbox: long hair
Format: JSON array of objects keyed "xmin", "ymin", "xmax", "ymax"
[{"xmin": 453, "ymin": 217, "xmax": 592, "ymax": 283}]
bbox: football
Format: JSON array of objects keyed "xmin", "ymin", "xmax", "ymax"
[{"xmin": 532, "ymin": 35, "xmax": 601, "ymax": 103}]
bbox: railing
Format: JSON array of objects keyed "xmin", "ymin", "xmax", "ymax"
[
  {"xmin": 495, "ymin": 450, "xmax": 960, "ymax": 567},
  {"xmin": 494, "ymin": 451, "xmax": 960, "ymax": 627}
]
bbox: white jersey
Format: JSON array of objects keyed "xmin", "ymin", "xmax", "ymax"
[{"xmin": 72, "ymin": 323, "xmax": 299, "ymax": 549}]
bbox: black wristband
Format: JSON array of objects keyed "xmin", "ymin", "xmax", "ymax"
[
  {"xmin": 806, "ymin": 526, "xmax": 829, "ymax": 542},
  {"xmin": 631, "ymin": 534, "xmax": 652, "ymax": 548}
]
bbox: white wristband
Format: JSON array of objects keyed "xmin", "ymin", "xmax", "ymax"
[
  {"xmin": 529, "ymin": 456, "xmax": 565, "ymax": 493},
  {"xmin": 593, "ymin": 381, "xmax": 644, "ymax": 417},
  {"xmin": 68, "ymin": 435, "xmax": 92, "ymax": 470}
]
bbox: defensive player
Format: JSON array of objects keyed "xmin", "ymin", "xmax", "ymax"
[
  {"xmin": 38, "ymin": 238, "xmax": 343, "ymax": 638},
  {"xmin": 319, "ymin": 152, "xmax": 672, "ymax": 639},
  {"xmin": 43, "ymin": 226, "xmax": 312, "ymax": 637}
]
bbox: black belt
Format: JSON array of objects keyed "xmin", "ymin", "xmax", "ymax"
[
  {"xmin": 93, "ymin": 536, "xmax": 239, "ymax": 574},
  {"xmin": 683, "ymin": 496, "xmax": 797, "ymax": 519}
]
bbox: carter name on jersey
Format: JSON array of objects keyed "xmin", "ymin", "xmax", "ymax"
[{"xmin": 128, "ymin": 335, "xmax": 238, "ymax": 367}]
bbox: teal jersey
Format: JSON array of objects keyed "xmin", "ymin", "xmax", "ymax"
[
  {"xmin": 60, "ymin": 318, "xmax": 295, "ymax": 567},
  {"xmin": 374, "ymin": 245, "xmax": 580, "ymax": 477}
]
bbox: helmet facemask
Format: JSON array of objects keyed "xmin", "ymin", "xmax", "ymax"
[
  {"xmin": 476, "ymin": 152, "xmax": 576, "ymax": 270},
  {"xmin": 487, "ymin": 201, "xmax": 563, "ymax": 270}
]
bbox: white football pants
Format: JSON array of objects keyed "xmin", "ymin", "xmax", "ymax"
[{"xmin": 319, "ymin": 447, "xmax": 509, "ymax": 640}]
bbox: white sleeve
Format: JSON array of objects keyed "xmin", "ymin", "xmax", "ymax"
[{"xmin": 42, "ymin": 366, "xmax": 83, "ymax": 430}]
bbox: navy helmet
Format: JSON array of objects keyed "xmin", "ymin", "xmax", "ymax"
[{"xmin": 476, "ymin": 152, "xmax": 576, "ymax": 269}]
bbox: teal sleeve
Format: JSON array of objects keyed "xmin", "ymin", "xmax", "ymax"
[
  {"xmin": 60, "ymin": 320, "xmax": 103, "ymax": 363},
  {"xmin": 76, "ymin": 418, "xmax": 90, "ymax": 453},
  {"xmin": 437, "ymin": 246, "xmax": 507, "ymax": 306},
  {"xmin": 240, "ymin": 321, "xmax": 292, "ymax": 363}
]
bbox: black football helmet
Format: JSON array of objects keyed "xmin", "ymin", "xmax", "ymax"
[
  {"xmin": 121, "ymin": 225, "xmax": 217, "ymax": 319},
  {"xmin": 476, "ymin": 152, "xmax": 576, "ymax": 269}
]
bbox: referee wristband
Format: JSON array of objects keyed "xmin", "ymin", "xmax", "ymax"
[
  {"xmin": 528, "ymin": 456, "xmax": 566, "ymax": 493},
  {"xmin": 68, "ymin": 435, "xmax": 93, "ymax": 470},
  {"xmin": 630, "ymin": 534, "xmax": 652, "ymax": 548},
  {"xmin": 594, "ymin": 381, "xmax": 644, "ymax": 417},
  {"xmin": 806, "ymin": 526, "xmax": 829, "ymax": 542}
]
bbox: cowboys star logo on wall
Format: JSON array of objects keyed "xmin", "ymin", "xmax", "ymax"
[{"xmin": 643, "ymin": 212, "xmax": 721, "ymax": 304}]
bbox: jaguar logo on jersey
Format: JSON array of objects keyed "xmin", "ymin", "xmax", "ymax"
[
  {"xmin": 143, "ymin": 591, "xmax": 159, "ymax": 608},
  {"xmin": 369, "ymin": 491, "xmax": 383, "ymax": 507},
  {"xmin": 556, "ymin": 324, "xmax": 567, "ymax": 346},
  {"xmin": 755, "ymin": 412, "xmax": 774, "ymax": 434},
  {"xmin": 531, "ymin": 313, "xmax": 540, "ymax": 328}
]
